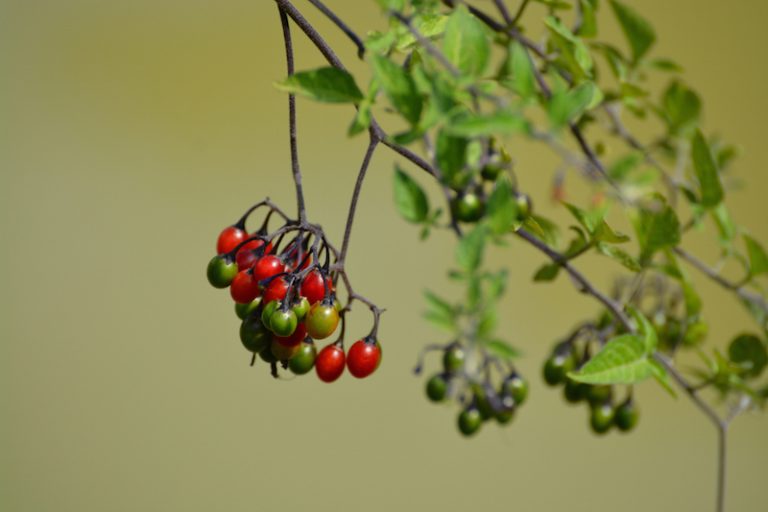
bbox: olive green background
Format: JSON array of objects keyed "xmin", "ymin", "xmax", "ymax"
[{"xmin": 2, "ymin": 1, "xmax": 767, "ymax": 511}]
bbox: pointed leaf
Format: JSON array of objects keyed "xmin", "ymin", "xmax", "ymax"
[
  {"xmin": 691, "ymin": 130, "xmax": 723, "ymax": 208},
  {"xmin": 609, "ymin": 0, "xmax": 656, "ymax": 62},
  {"xmin": 744, "ymin": 235, "xmax": 768, "ymax": 277},
  {"xmin": 485, "ymin": 176, "xmax": 518, "ymax": 235},
  {"xmin": 276, "ymin": 67, "xmax": 363, "ymax": 103},
  {"xmin": 372, "ymin": 55, "xmax": 422, "ymax": 125},
  {"xmin": 443, "ymin": 5, "xmax": 490, "ymax": 77},
  {"xmin": 569, "ymin": 334, "xmax": 653, "ymax": 384},
  {"xmin": 393, "ymin": 166, "xmax": 429, "ymax": 223},
  {"xmin": 456, "ymin": 226, "xmax": 487, "ymax": 272},
  {"xmin": 484, "ymin": 339, "xmax": 521, "ymax": 361}
]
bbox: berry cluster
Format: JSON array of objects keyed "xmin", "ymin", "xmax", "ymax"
[
  {"xmin": 206, "ymin": 200, "xmax": 382, "ymax": 381},
  {"xmin": 445, "ymin": 139, "xmax": 532, "ymax": 224},
  {"xmin": 418, "ymin": 342, "xmax": 529, "ymax": 437},
  {"xmin": 543, "ymin": 330, "xmax": 639, "ymax": 435}
]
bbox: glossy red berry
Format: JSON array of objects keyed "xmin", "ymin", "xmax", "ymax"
[
  {"xmin": 262, "ymin": 277, "xmax": 289, "ymax": 304},
  {"xmin": 252, "ymin": 255, "xmax": 286, "ymax": 286},
  {"xmin": 300, "ymin": 270, "xmax": 333, "ymax": 305},
  {"xmin": 347, "ymin": 339, "xmax": 381, "ymax": 378},
  {"xmin": 230, "ymin": 270, "xmax": 261, "ymax": 304},
  {"xmin": 217, "ymin": 226, "xmax": 247, "ymax": 255},
  {"xmin": 315, "ymin": 344, "xmax": 345, "ymax": 383},
  {"xmin": 273, "ymin": 322, "xmax": 307, "ymax": 347},
  {"xmin": 235, "ymin": 239, "xmax": 267, "ymax": 270}
]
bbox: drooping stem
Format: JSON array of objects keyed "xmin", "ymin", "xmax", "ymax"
[
  {"xmin": 278, "ymin": 7, "xmax": 307, "ymax": 223},
  {"xmin": 339, "ymin": 137, "xmax": 379, "ymax": 265},
  {"xmin": 306, "ymin": 0, "xmax": 366, "ymax": 58}
]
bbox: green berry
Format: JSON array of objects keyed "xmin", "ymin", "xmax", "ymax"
[
  {"xmin": 443, "ymin": 345, "xmax": 466, "ymax": 373},
  {"xmin": 261, "ymin": 300, "xmax": 280, "ymax": 330},
  {"xmin": 259, "ymin": 346, "xmax": 278, "ymax": 364},
  {"xmin": 515, "ymin": 194, "xmax": 532, "ymax": 219},
  {"xmin": 590, "ymin": 402, "xmax": 615, "ymax": 435},
  {"xmin": 270, "ymin": 308, "xmax": 298, "ymax": 337},
  {"xmin": 502, "ymin": 375, "xmax": 529, "ymax": 405},
  {"xmin": 239, "ymin": 317, "xmax": 270, "ymax": 353},
  {"xmin": 586, "ymin": 385, "xmax": 612, "ymax": 406},
  {"xmin": 426, "ymin": 374, "xmax": 448, "ymax": 402},
  {"xmin": 614, "ymin": 399, "xmax": 639, "ymax": 432},
  {"xmin": 563, "ymin": 379, "xmax": 589, "ymax": 403},
  {"xmin": 457, "ymin": 407, "xmax": 483, "ymax": 437},
  {"xmin": 291, "ymin": 296, "xmax": 310, "ymax": 321},
  {"xmin": 543, "ymin": 352, "xmax": 575, "ymax": 386},
  {"xmin": 451, "ymin": 193, "xmax": 485, "ymax": 223},
  {"xmin": 207, "ymin": 255, "xmax": 238, "ymax": 288},
  {"xmin": 235, "ymin": 298, "xmax": 262, "ymax": 320}
]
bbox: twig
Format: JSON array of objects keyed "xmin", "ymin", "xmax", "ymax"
[
  {"xmin": 339, "ymin": 138, "xmax": 379, "ymax": 265},
  {"xmin": 278, "ymin": 7, "xmax": 307, "ymax": 223},
  {"xmin": 306, "ymin": 0, "xmax": 366, "ymax": 59}
]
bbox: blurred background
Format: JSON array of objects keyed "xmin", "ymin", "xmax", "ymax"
[{"xmin": 2, "ymin": 0, "xmax": 767, "ymax": 511}]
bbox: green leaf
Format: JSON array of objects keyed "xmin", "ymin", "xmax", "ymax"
[
  {"xmin": 508, "ymin": 42, "xmax": 536, "ymax": 99},
  {"xmin": 443, "ymin": 5, "xmax": 490, "ymax": 77},
  {"xmin": 435, "ymin": 129, "xmax": 468, "ymax": 186},
  {"xmin": 568, "ymin": 334, "xmax": 653, "ymax": 385},
  {"xmin": 456, "ymin": 225, "xmax": 487, "ymax": 272},
  {"xmin": 375, "ymin": 0, "xmax": 405, "ymax": 11},
  {"xmin": 549, "ymin": 81, "xmax": 602, "ymax": 128},
  {"xmin": 729, "ymin": 334, "xmax": 768, "ymax": 378},
  {"xmin": 393, "ymin": 166, "xmax": 429, "ymax": 223},
  {"xmin": 596, "ymin": 243, "xmax": 642, "ymax": 272},
  {"xmin": 745, "ymin": 235, "xmax": 768, "ymax": 277},
  {"xmin": 592, "ymin": 221, "xmax": 630, "ymax": 244},
  {"xmin": 395, "ymin": 14, "xmax": 448, "ymax": 51},
  {"xmin": 628, "ymin": 307, "xmax": 658, "ymax": 353},
  {"xmin": 348, "ymin": 79, "xmax": 380, "ymax": 137},
  {"xmin": 661, "ymin": 81, "xmax": 701, "ymax": 135},
  {"xmin": 609, "ymin": 0, "xmax": 656, "ymax": 63},
  {"xmin": 533, "ymin": 263, "xmax": 561, "ymax": 282},
  {"xmin": 648, "ymin": 57, "xmax": 682, "ymax": 72},
  {"xmin": 564, "ymin": 202, "xmax": 602, "ymax": 232},
  {"xmin": 544, "ymin": 17, "xmax": 593, "ymax": 79},
  {"xmin": 484, "ymin": 339, "xmax": 521, "ymax": 361},
  {"xmin": 523, "ymin": 216, "xmax": 561, "ymax": 248},
  {"xmin": 423, "ymin": 310, "xmax": 456, "ymax": 331},
  {"xmin": 691, "ymin": 130, "xmax": 724, "ymax": 208},
  {"xmin": 577, "ymin": 0, "xmax": 598, "ymax": 38},
  {"xmin": 446, "ymin": 111, "xmax": 530, "ymax": 137},
  {"xmin": 371, "ymin": 55, "xmax": 422, "ymax": 125},
  {"xmin": 424, "ymin": 290, "xmax": 455, "ymax": 318},
  {"xmin": 648, "ymin": 358, "xmax": 677, "ymax": 397},
  {"xmin": 485, "ymin": 176, "xmax": 519, "ymax": 235},
  {"xmin": 635, "ymin": 199, "xmax": 681, "ymax": 262},
  {"xmin": 275, "ymin": 67, "xmax": 364, "ymax": 103}
]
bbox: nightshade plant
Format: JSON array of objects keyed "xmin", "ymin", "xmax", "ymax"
[{"xmin": 207, "ymin": 1, "xmax": 768, "ymax": 511}]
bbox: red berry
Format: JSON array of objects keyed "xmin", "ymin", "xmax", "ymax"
[
  {"xmin": 274, "ymin": 321, "xmax": 307, "ymax": 347},
  {"xmin": 300, "ymin": 270, "xmax": 333, "ymax": 305},
  {"xmin": 262, "ymin": 277, "xmax": 289, "ymax": 304},
  {"xmin": 235, "ymin": 239, "xmax": 267, "ymax": 270},
  {"xmin": 252, "ymin": 255, "xmax": 286, "ymax": 286},
  {"xmin": 217, "ymin": 226, "xmax": 247, "ymax": 255},
  {"xmin": 347, "ymin": 339, "xmax": 381, "ymax": 379},
  {"xmin": 315, "ymin": 344, "xmax": 345, "ymax": 383},
  {"xmin": 230, "ymin": 270, "xmax": 260, "ymax": 304}
]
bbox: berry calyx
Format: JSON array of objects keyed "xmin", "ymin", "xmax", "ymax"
[
  {"xmin": 346, "ymin": 338, "xmax": 382, "ymax": 378},
  {"xmin": 315, "ymin": 343, "xmax": 345, "ymax": 383},
  {"xmin": 207, "ymin": 255, "xmax": 238, "ymax": 289},
  {"xmin": 217, "ymin": 225, "xmax": 247, "ymax": 255}
]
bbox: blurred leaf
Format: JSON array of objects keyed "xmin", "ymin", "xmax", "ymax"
[
  {"xmin": 435, "ymin": 129, "xmax": 468, "ymax": 186},
  {"xmin": 508, "ymin": 41, "xmax": 536, "ymax": 99},
  {"xmin": 596, "ymin": 243, "xmax": 642, "ymax": 271},
  {"xmin": 456, "ymin": 225, "xmax": 487, "ymax": 272},
  {"xmin": 648, "ymin": 57, "xmax": 682, "ymax": 72},
  {"xmin": 534, "ymin": 263, "xmax": 561, "ymax": 282},
  {"xmin": 549, "ymin": 81, "xmax": 602, "ymax": 128},
  {"xmin": 609, "ymin": 0, "xmax": 656, "ymax": 63},
  {"xmin": 372, "ymin": 55, "xmax": 422, "ymax": 124},
  {"xmin": 424, "ymin": 290, "xmax": 455, "ymax": 317},
  {"xmin": 661, "ymin": 81, "xmax": 701, "ymax": 135},
  {"xmin": 376, "ymin": 0, "xmax": 405, "ymax": 11},
  {"xmin": 395, "ymin": 14, "xmax": 448, "ymax": 50},
  {"xmin": 545, "ymin": 16, "xmax": 593, "ymax": 79},
  {"xmin": 648, "ymin": 358, "xmax": 677, "ymax": 397},
  {"xmin": 635, "ymin": 199, "xmax": 681, "ymax": 262},
  {"xmin": 691, "ymin": 130, "xmax": 724, "ymax": 208},
  {"xmin": 485, "ymin": 176, "xmax": 519, "ymax": 235},
  {"xmin": 276, "ymin": 67, "xmax": 363, "ymax": 103},
  {"xmin": 744, "ymin": 235, "xmax": 768, "ymax": 277},
  {"xmin": 477, "ymin": 308, "xmax": 497, "ymax": 338},
  {"xmin": 393, "ymin": 166, "xmax": 429, "ymax": 223},
  {"xmin": 524, "ymin": 215, "xmax": 561, "ymax": 248},
  {"xmin": 348, "ymin": 79, "xmax": 380, "ymax": 136},
  {"xmin": 711, "ymin": 203, "xmax": 736, "ymax": 243},
  {"xmin": 577, "ymin": 0, "xmax": 598, "ymax": 38},
  {"xmin": 569, "ymin": 334, "xmax": 653, "ymax": 384},
  {"xmin": 443, "ymin": 5, "xmax": 490, "ymax": 77},
  {"xmin": 729, "ymin": 334, "xmax": 768, "ymax": 378},
  {"xmin": 484, "ymin": 339, "xmax": 521, "ymax": 361},
  {"xmin": 446, "ymin": 111, "xmax": 531, "ymax": 137},
  {"xmin": 628, "ymin": 307, "xmax": 658, "ymax": 353}
]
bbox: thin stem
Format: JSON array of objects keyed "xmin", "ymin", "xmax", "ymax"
[
  {"xmin": 278, "ymin": 7, "xmax": 307, "ymax": 223},
  {"xmin": 339, "ymin": 137, "xmax": 379, "ymax": 265},
  {"xmin": 674, "ymin": 247, "xmax": 768, "ymax": 316},
  {"xmin": 306, "ymin": 0, "xmax": 366, "ymax": 58},
  {"xmin": 717, "ymin": 424, "xmax": 727, "ymax": 512},
  {"xmin": 493, "ymin": 0, "xmax": 513, "ymax": 25},
  {"xmin": 276, "ymin": 0, "xmax": 347, "ymax": 70},
  {"xmin": 510, "ymin": 0, "xmax": 530, "ymax": 26}
]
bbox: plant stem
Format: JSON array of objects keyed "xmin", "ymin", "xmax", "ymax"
[
  {"xmin": 278, "ymin": 7, "xmax": 307, "ymax": 223},
  {"xmin": 306, "ymin": 0, "xmax": 366, "ymax": 58},
  {"xmin": 339, "ymin": 137, "xmax": 379, "ymax": 265}
]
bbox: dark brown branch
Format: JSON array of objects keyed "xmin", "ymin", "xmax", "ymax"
[
  {"xmin": 339, "ymin": 138, "xmax": 379, "ymax": 265},
  {"xmin": 306, "ymin": 0, "xmax": 366, "ymax": 59}
]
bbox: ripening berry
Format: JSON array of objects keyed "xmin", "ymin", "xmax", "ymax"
[
  {"xmin": 306, "ymin": 302, "xmax": 340, "ymax": 340},
  {"xmin": 346, "ymin": 339, "xmax": 382, "ymax": 378},
  {"xmin": 289, "ymin": 340, "xmax": 317, "ymax": 375}
]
